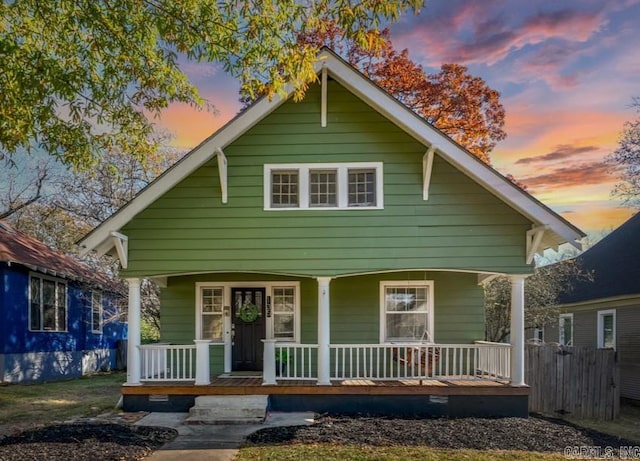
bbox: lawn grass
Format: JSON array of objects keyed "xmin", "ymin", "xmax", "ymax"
[
  {"xmin": 236, "ymin": 444, "xmax": 568, "ymax": 461},
  {"xmin": 0, "ymin": 371, "xmax": 125, "ymax": 424},
  {"xmin": 566, "ymin": 402, "xmax": 640, "ymax": 443}
]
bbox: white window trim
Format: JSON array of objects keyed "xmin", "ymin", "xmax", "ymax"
[
  {"xmin": 28, "ymin": 272, "xmax": 68, "ymax": 333},
  {"xmin": 195, "ymin": 285, "xmax": 226, "ymax": 344},
  {"xmin": 264, "ymin": 162, "xmax": 384, "ymax": 211},
  {"xmin": 379, "ymin": 280, "xmax": 434, "ymax": 344},
  {"xmin": 195, "ymin": 281, "xmax": 301, "ymax": 344},
  {"xmin": 533, "ymin": 327, "xmax": 544, "ymax": 343},
  {"xmin": 559, "ymin": 313, "xmax": 573, "ymax": 346},
  {"xmin": 91, "ymin": 291, "xmax": 104, "ymax": 334},
  {"xmin": 597, "ymin": 309, "xmax": 616, "ymax": 350}
]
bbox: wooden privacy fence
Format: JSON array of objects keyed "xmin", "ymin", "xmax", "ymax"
[{"xmin": 525, "ymin": 344, "xmax": 619, "ymax": 420}]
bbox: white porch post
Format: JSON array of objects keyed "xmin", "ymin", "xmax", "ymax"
[
  {"xmin": 194, "ymin": 340, "xmax": 212, "ymax": 385},
  {"xmin": 262, "ymin": 339, "xmax": 277, "ymax": 385},
  {"xmin": 316, "ymin": 277, "xmax": 332, "ymax": 385},
  {"xmin": 126, "ymin": 278, "xmax": 141, "ymax": 385},
  {"xmin": 510, "ymin": 275, "xmax": 528, "ymax": 386}
]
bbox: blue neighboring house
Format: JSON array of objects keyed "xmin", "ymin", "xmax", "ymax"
[{"xmin": 0, "ymin": 220, "xmax": 127, "ymax": 383}]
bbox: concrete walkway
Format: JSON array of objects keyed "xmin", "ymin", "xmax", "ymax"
[{"xmin": 137, "ymin": 412, "xmax": 314, "ymax": 461}]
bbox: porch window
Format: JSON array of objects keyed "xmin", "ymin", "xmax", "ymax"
[
  {"xmin": 264, "ymin": 162, "xmax": 383, "ymax": 210},
  {"xmin": 559, "ymin": 313, "xmax": 573, "ymax": 346},
  {"xmin": 380, "ymin": 281, "xmax": 434, "ymax": 342},
  {"xmin": 201, "ymin": 287, "xmax": 224, "ymax": 342},
  {"xmin": 597, "ymin": 309, "xmax": 616, "ymax": 349},
  {"xmin": 272, "ymin": 287, "xmax": 295, "ymax": 341},
  {"xmin": 29, "ymin": 273, "xmax": 67, "ymax": 332},
  {"xmin": 92, "ymin": 291, "xmax": 103, "ymax": 333}
]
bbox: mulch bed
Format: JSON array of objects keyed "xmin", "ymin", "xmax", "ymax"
[
  {"xmin": 247, "ymin": 415, "xmax": 637, "ymax": 453},
  {"xmin": 0, "ymin": 415, "xmax": 635, "ymax": 460},
  {"xmin": 0, "ymin": 423, "xmax": 176, "ymax": 461}
]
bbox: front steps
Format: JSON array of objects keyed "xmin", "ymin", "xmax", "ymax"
[{"xmin": 185, "ymin": 395, "xmax": 268, "ymax": 424}]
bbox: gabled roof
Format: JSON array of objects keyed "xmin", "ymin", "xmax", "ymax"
[
  {"xmin": 78, "ymin": 48, "xmax": 584, "ymax": 258},
  {"xmin": 559, "ymin": 212, "xmax": 640, "ymax": 304},
  {"xmin": 0, "ymin": 220, "xmax": 111, "ymax": 286}
]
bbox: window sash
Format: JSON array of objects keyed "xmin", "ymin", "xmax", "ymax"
[
  {"xmin": 265, "ymin": 163, "xmax": 382, "ymax": 210},
  {"xmin": 273, "ymin": 287, "xmax": 295, "ymax": 341},
  {"xmin": 271, "ymin": 170, "xmax": 299, "ymax": 207},
  {"xmin": 29, "ymin": 274, "xmax": 67, "ymax": 332},
  {"xmin": 348, "ymin": 169, "xmax": 376, "ymax": 207},
  {"xmin": 601, "ymin": 314, "xmax": 614, "ymax": 348},
  {"xmin": 559, "ymin": 315, "xmax": 573, "ymax": 346},
  {"xmin": 92, "ymin": 292, "xmax": 103, "ymax": 333},
  {"xmin": 201, "ymin": 287, "xmax": 224, "ymax": 341},
  {"xmin": 309, "ymin": 169, "xmax": 337, "ymax": 207},
  {"xmin": 382, "ymin": 285, "xmax": 430, "ymax": 342}
]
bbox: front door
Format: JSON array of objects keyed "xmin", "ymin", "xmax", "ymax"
[{"xmin": 231, "ymin": 287, "xmax": 266, "ymax": 371}]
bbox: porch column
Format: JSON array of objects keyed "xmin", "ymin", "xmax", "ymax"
[
  {"xmin": 126, "ymin": 278, "xmax": 141, "ymax": 385},
  {"xmin": 316, "ymin": 277, "xmax": 332, "ymax": 385},
  {"xmin": 194, "ymin": 340, "xmax": 212, "ymax": 385},
  {"xmin": 262, "ymin": 339, "xmax": 277, "ymax": 385},
  {"xmin": 510, "ymin": 275, "xmax": 528, "ymax": 387}
]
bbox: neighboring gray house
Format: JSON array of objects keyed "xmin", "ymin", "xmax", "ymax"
[{"xmin": 546, "ymin": 213, "xmax": 640, "ymax": 401}]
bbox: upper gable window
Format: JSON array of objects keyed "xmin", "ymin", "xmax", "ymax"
[{"xmin": 264, "ymin": 163, "xmax": 383, "ymax": 210}]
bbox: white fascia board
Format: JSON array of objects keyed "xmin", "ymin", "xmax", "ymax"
[
  {"xmin": 319, "ymin": 52, "xmax": 585, "ymax": 248},
  {"xmin": 78, "ymin": 84, "xmax": 295, "ymax": 256}
]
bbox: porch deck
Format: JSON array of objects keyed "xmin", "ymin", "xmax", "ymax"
[{"xmin": 122, "ymin": 376, "xmax": 528, "ymax": 397}]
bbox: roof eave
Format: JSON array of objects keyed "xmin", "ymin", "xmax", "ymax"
[{"xmin": 78, "ymin": 49, "xmax": 584, "ymax": 257}]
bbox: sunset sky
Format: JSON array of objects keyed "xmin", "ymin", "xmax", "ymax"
[{"xmin": 156, "ymin": 0, "xmax": 639, "ymax": 240}]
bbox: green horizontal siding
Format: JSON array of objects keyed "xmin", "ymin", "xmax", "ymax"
[
  {"xmin": 121, "ymin": 80, "xmax": 532, "ymax": 278},
  {"xmin": 160, "ymin": 271, "xmax": 484, "ymax": 348}
]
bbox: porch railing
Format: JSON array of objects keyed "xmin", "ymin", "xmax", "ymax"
[
  {"xmin": 474, "ymin": 341, "xmax": 511, "ymax": 380},
  {"xmin": 136, "ymin": 341, "xmax": 510, "ymax": 384},
  {"xmin": 328, "ymin": 343, "xmax": 510, "ymax": 381},
  {"xmin": 274, "ymin": 343, "xmax": 318, "ymax": 380},
  {"xmin": 139, "ymin": 344, "xmax": 196, "ymax": 382}
]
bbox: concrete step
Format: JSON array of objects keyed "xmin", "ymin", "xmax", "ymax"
[{"xmin": 185, "ymin": 395, "xmax": 268, "ymax": 425}]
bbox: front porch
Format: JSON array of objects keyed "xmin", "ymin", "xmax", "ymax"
[
  {"xmin": 122, "ymin": 375, "xmax": 529, "ymax": 417},
  {"xmin": 121, "ymin": 271, "xmax": 529, "ymax": 416}
]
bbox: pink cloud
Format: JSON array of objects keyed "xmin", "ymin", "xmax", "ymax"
[
  {"xmin": 515, "ymin": 144, "xmax": 599, "ymax": 165},
  {"xmin": 520, "ymin": 161, "xmax": 614, "ymax": 192},
  {"xmin": 398, "ymin": 6, "xmax": 607, "ymax": 67}
]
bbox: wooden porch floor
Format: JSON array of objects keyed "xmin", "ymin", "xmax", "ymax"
[{"xmin": 123, "ymin": 376, "xmax": 528, "ymax": 397}]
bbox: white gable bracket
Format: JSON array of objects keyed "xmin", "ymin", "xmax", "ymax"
[
  {"xmin": 215, "ymin": 147, "xmax": 228, "ymax": 204},
  {"xmin": 423, "ymin": 146, "xmax": 436, "ymax": 200},
  {"xmin": 526, "ymin": 226, "xmax": 548, "ymax": 264},
  {"xmin": 321, "ymin": 65, "xmax": 328, "ymax": 128},
  {"xmin": 111, "ymin": 231, "xmax": 128, "ymax": 270}
]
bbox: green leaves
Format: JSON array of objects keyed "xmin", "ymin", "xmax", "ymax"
[{"xmin": 1, "ymin": 0, "xmax": 422, "ymax": 169}]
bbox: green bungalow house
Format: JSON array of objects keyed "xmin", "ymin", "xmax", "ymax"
[{"xmin": 79, "ymin": 49, "xmax": 584, "ymax": 417}]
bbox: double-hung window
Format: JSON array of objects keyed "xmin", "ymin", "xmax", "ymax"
[
  {"xmin": 200, "ymin": 287, "xmax": 224, "ymax": 342},
  {"xmin": 29, "ymin": 273, "xmax": 67, "ymax": 332},
  {"xmin": 264, "ymin": 162, "xmax": 383, "ymax": 210},
  {"xmin": 272, "ymin": 287, "xmax": 295, "ymax": 341},
  {"xmin": 92, "ymin": 291, "xmax": 103, "ymax": 333},
  {"xmin": 380, "ymin": 281, "xmax": 434, "ymax": 343},
  {"xmin": 597, "ymin": 309, "xmax": 616, "ymax": 349},
  {"xmin": 559, "ymin": 313, "xmax": 573, "ymax": 346}
]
